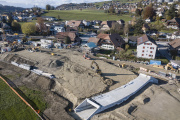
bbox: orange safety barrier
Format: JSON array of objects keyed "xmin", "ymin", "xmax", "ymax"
[{"xmin": 0, "ymin": 76, "xmax": 44, "ymax": 120}]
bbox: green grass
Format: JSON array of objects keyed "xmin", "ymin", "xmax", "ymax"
[
  {"xmin": 160, "ymin": 29, "xmax": 177, "ymax": 33},
  {"xmin": 0, "ymin": 79, "xmax": 40, "ymax": 120},
  {"xmin": 154, "ymin": 58, "xmax": 169, "ymax": 64},
  {"xmin": 43, "ymin": 10, "xmax": 132, "ymax": 21},
  {"xmin": 17, "ymin": 86, "xmax": 47, "ymax": 113},
  {"xmin": 18, "ymin": 20, "xmax": 36, "ymax": 26}
]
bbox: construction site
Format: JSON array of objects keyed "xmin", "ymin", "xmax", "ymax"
[{"xmin": 0, "ymin": 47, "xmax": 180, "ymax": 120}]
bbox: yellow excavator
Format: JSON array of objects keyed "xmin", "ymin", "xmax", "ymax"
[
  {"xmin": 165, "ymin": 63, "xmax": 176, "ymax": 71},
  {"xmin": 90, "ymin": 60, "xmax": 113, "ymax": 86},
  {"xmin": 90, "ymin": 60, "xmax": 102, "ymax": 75}
]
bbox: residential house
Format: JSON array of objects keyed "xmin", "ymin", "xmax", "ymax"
[
  {"xmin": 54, "ymin": 26, "xmax": 65, "ymax": 34},
  {"xmin": 168, "ymin": 38, "xmax": 180, "ymax": 55},
  {"xmin": 117, "ymin": 19, "xmax": 125, "ymax": 25},
  {"xmin": 156, "ymin": 8, "xmax": 165, "ymax": 17},
  {"xmin": 97, "ymin": 33, "xmax": 125, "ymax": 50},
  {"xmin": 161, "ymin": 19, "xmax": 167, "ymax": 22},
  {"xmin": 42, "ymin": 16, "xmax": 57, "ymax": 21},
  {"xmin": 66, "ymin": 27, "xmax": 79, "ymax": 35},
  {"xmin": 100, "ymin": 21, "xmax": 117, "ymax": 31},
  {"xmin": 146, "ymin": 31, "xmax": 158, "ymax": 36},
  {"xmin": 83, "ymin": 20, "xmax": 91, "ymax": 27},
  {"xmin": 36, "ymin": 22, "xmax": 48, "ymax": 33},
  {"xmin": 92, "ymin": 20, "xmax": 102, "ymax": 25},
  {"xmin": 137, "ymin": 35, "xmax": 157, "ymax": 59},
  {"xmin": 0, "ymin": 23, "xmax": 11, "ymax": 33},
  {"xmin": 56, "ymin": 32, "xmax": 82, "ymax": 43},
  {"xmin": 66, "ymin": 20, "xmax": 85, "ymax": 28},
  {"xmin": 88, "ymin": 37, "xmax": 100, "ymax": 45},
  {"xmin": 128, "ymin": 36, "xmax": 139, "ymax": 46},
  {"xmin": 166, "ymin": 31, "xmax": 180, "ymax": 40},
  {"xmin": 166, "ymin": 18, "xmax": 180, "ymax": 29},
  {"xmin": 145, "ymin": 17, "xmax": 152, "ymax": 23}
]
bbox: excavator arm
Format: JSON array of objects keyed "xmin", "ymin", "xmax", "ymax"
[{"xmin": 91, "ymin": 60, "xmax": 101, "ymax": 75}]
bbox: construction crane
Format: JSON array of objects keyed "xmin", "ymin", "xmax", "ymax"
[{"xmin": 90, "ymin": 60, "xmax": 113, "ymax": 86}]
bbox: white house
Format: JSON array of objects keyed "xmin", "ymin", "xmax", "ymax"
[
  {"xmin": 166, "ymin": 31, "xmax": 180, "ymax": 40},
  {"xmin": 137, "ymin": 35, "xmax": 157, "ymax": 59},
  {"xmin": 83, "ymin": 20, "xmax": 91, "ymax": 27},
  {"xmin": 145, "ymin": 18, "xmax": 151, "ymax": 23},
  {"xmin": 42, "ymin": 16, "xmax": 57, "ymax": 21},
  {"xmin": 54, "ymin": 26, "xmax": 65, "ymax": 33}
]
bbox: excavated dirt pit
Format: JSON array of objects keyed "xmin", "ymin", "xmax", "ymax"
[
  {"xmin": 1, "ymin": 49, "xmax": 180, "ymax": 120},
  {"xmin": 1, "ymin": 49, "xmax": 137, "ymax": 107}
]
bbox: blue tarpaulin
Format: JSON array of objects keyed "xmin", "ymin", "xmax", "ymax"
[
  {"xmin": 150, "ymin": 60, "xmax": 161, "ymax": 65},
  {"xmin": 87, "ymin": 42, "xmax": 97, "ymax": 49}
]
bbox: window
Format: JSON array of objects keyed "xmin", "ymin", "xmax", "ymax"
[
  {"xmin": 150, "ymin": 47, "xmax": 154, "ymax": 49},
  {"xmin": 142, "ymin": 50, "xmax": 144, "ymax": 52},
  {"xmin": 142, "ymin": 54, "xmax": 144, "ymax": 56},
  {"xmin": 143, "ymin": 46, "xmax": 145, "ymax": 49},
  {"xmin": 150, "ymin": 51, "xmax": 153, "ymax": 53}
]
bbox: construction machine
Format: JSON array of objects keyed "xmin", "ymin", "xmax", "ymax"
[
  {"xmin": 122, "ymin": 63, "xmax": 126, "ymax": 68},
  {"xmin": 91, "ymin": 60, "xmax": 101, "ymax": 75},
  {"xmin": 51, "ymin": 53, "xmax": 55, "ymax": 56},
  {"xmin": 90, "ymin": 60, "xmax": 113, "ymax": 86},
  {"xmin": 165, "ymin": 63, "xmax": 176, "ymax": 71},
  {"xmin": 32, "ymin": 46, "xmax": 41, "ymax": 52}
]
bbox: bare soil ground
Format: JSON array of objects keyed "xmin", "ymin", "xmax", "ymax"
[
  {"xmin": 0, "ymin": 48, "xmax": 180, "ymax": 120},
  {"xmin": 0, "ymin": 62, "xmax": 73, "ymax": 120},
  {"xmin": 91, "ymin": 84, "xmax": 180, "ymax": 120},
  {"xmin": 2, "ymin": 49, "xmax": 136, "ymax": 106}
]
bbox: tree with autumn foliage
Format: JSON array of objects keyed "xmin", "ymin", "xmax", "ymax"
[
  {"xmin": 36, "ymin": 17, "xmax": 47, "ymax": 35},
  {"xmin": 143, "ymin": 6, "xmax": 155, "ymax": 19}
]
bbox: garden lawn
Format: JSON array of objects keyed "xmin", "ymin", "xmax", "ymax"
[
  {"xmin": 0, "ymin": 79, "xmax": 40, "ymax": 120},
  {"xmin": 43, "ymin": 10, "xmax": 132, "ymax": 21}
]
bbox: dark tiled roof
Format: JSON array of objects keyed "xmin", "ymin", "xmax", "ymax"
[
  {"xmin": 101, "ymin": 21, "xmax": 116, "ymax": 28},
  {"xmin": 97, "ymin": 33, "xmax": 109, "ymax": 39},
  {"xmin": 67, "ymin": 20, "xmax": 83, "ymax": 27},
  {"xmin": 56, "ymin": 32, "xmax": 76, "ymax": 41},
  {"xmin": 169, "ymin": 38, "xmax": 180, "ymax": 49},
  {"xmin": 167, "ymin": 18, "xmax": 180, "ymax": 26},
  {"xmin": 137, "ymin": 34, "xmax": 157, "ymax": 45},
  {"xmin": 109, "ymin": 34, "xmax": 125, "ymax": 48},
  {"xmin": 129, "ymin": 36, "xmax": 139, "ymax": 42},
  {"xmin": 174, "ymin": 31, "xmax": 180, "ymax": 36},
  {"xmin": 88, "ymin": 37, "xmax": 100, "ymax": 44},
  {"xmin": 107, "ymin": 21, "xmax": 116, "ymax": 28}
]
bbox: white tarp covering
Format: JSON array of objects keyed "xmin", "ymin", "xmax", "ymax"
[{"xmin": 74, "ymin": 74, "xmax": 158, "ymax": 120}]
